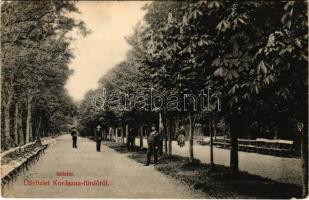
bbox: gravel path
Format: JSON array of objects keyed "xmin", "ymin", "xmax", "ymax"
[
  {"xmin": 2, "ymin": 135, "xmax": 203, "ymax": 198},
  {"xmin": 135, "ymin": 138, "xmax": 302, "ymax": 186}
]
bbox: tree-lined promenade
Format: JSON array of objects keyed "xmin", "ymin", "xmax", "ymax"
[{"xmin": 78, "ymin": 1, "xmax": 308, "ymax": 198}]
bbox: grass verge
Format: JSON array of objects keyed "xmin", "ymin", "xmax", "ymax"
[{"xmin": 103, "ymin": 141, "xmax": 301, "ymax": 199}]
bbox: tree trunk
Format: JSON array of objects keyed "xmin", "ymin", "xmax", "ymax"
[
  {"xmin": 35, "ymin": 116, "xmax": 42, "ymax": 146},
  {"xmin": 188, "ymin": 112, "xmax": 195, "ymax": 163},
  {"xmin": 139, "ymin": 126, "xmax": 143, "ymax": 148},
  {"xmin": 19, "ymin": 107, "xmax": 24, "ymax": 145},
  {"xmin": 112, "ymin": 128, "xmax": 114, "ymax": 141},
  {"xmin": 3, "ymin": 85, "xmax": 14, "ymax": 149},
  {"xmin": 14, "ymin": 103, "xmax": 19, "ymax": 145},
  {"xmin": 164, "ymin": 122, "xmax": 168, "ymax": 153},
  {"xmin": 26, "ymin": 95, "xmax": 32, "ymax": 143},
  {"xmin": 30, "ymin": 122, "xmax": 33, "ymax": 141},
  {"xmin": 301, "ymin": 122, "xmax": 308, "ymax": 198},
  {"xmin": 274, "ymin": 130, "xmax": 278, "ymax": 140},
  {"xmin": 172, "ymin": 117, "xmax": 179, "ymax": 156},
  {"xmin": 209, "ymin": 116, "xmax": 214, "ymax": 168},
  {"xmin": 214, "ymin": 121, "xmax": 217, "ymax": 141},
  {"xmin": 122, "ymin": 125, "xmax": 125, "ymax": 144},
  {"xmin": 159, "ymin": 112, "xmax": 164, "ymax": 155},
  {"xmin": 125, "ymin": 124, "xmax": 129, "ymax": 144},
  {"xmin": 161, "ymin": 112, "xmax": 168, "ymax": 154},
  {"xmin": 230, "ymin": 119, "xmax": 239, "ymax": 175},
  {"xmin": 115, "ymin": 128, "xmax": 117, "ymax": 141},
  {"xmin": 4, "ymin": 98, "xmax": 12, "ymax": 148},
  {"xmin": 109, "ymin": 128, "xmax": 111, "ymax": 140},
  {"xmin": 121, "ymin": 125, "xmax": 126, "ymax": 144},
  {"xmin": 168, "ymin": 118, "xmax": 172, "ymax": 157}
]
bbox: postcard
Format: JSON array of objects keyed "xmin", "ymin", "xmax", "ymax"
[{"xmin": 1, "ymin": 1, "xmax": 308, "ymax": 199}]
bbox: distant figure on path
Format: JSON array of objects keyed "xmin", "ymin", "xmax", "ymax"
[
  {"xmin": 177, "ymin": 126, "xmax": 185, "ymax": 147},
  {"xmin": 95, "ymin": 125, "xmax": 103, "ymax": 152},
  {"xmin": 127, "ymin": 128, "xmax": 135, "ymax": 151},
  {"xmin": 71, "ymin": 127, "xmax": 78, "ymax": 148},
  {"xmin": 145, "ymin": 126, "xmax": 159, "ymax": 166}
]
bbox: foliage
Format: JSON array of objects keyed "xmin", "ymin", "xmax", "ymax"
[{"xmin": 1, "ymin": 0, "xmax": 87, "ymax": 149}]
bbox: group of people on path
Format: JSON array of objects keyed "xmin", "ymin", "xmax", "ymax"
[
  {"xmin": 70, "ymin": 125, "xmax": 104, "ymax": 152},
  {"xmin": 70, "ymin": 125, "xmax": 186, "ymax": 166},
  {"xmin": 145, "ymin": 125, "xmax": 186, "ymax": 166}
]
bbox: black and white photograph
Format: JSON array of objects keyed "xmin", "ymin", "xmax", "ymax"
[{"xmin": 1, "ymin": 0, "xmax": 308, "ymax": 199}]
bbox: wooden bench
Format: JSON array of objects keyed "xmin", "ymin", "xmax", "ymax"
[
  {"xmin": 214, "ymin": 138, "xmax": 230, "ymax": 148},
  {"xmin": 238, "ymin": 139, "xmax": 257, "ymax": 152},
  {"xmin": 213, "ymin": 138, "xmax": 293, "ymax": 157},
  {"xmin": 255, "ymin": 139, "xmax": 293, "ymax": 156}
]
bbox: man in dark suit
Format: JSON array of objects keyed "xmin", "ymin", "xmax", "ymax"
[
  {"xmin": 127, "ymin": 128, "xmax": 135, "ymax": 151},
  {"xmin": 95, "ymin": 125, "xmax": 103, "ymax": 152},
  {"xmin": 71, "ymin": 127, "xmax": 78, "ymax": 148},
  {"xmin": 145, "ymin": 126, "xmax": 159, "ymax": 166}
]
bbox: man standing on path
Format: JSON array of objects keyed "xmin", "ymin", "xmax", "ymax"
[
  {"xmin": 95, "ymin": 125, "xmax": 103, "ymax": 152},
  {"xmin": 127, "ymin": 128, "xmax": 135, "ymax": 151},
  {"xmin": 177, "ymin": 126, "xmax": 186, "ymax": 147},
  {"xmin": 71, "ymin": 127, "xmax": 78, "ymax": 148},
  {"xmin": 145, "ymin": 126, "xmax": 159, "ymax": 166}
]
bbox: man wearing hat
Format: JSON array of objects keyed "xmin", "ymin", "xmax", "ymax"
[
  {"xmin": 95, "ymin": 125, "xmax": 103, "ymax": 152},
  {"xmin": 127, "ymin": 127, "xmax": 135, "ymax": 152},
  {"xmin": 177, "ymin": 126, "xmax": 186, "ymax": 147},
  {"xmin": 145, "ymin": 126, "xmax": 159, "ymax": 166},
  {"xmin": 71, "ymin": 127, "xmax": 78, "ymax": 148}
]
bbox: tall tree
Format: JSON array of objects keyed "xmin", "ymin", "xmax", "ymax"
[{"xmin": 1, "ymin": 0, "xmax": 88, "ymax": 149}]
